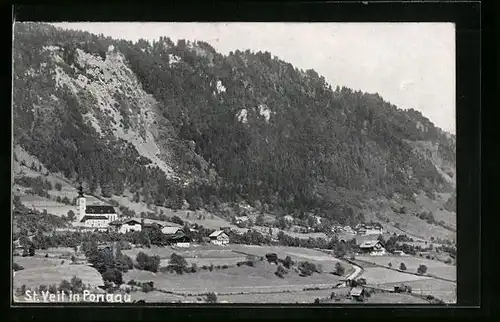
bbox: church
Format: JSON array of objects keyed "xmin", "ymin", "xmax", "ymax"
[{"xmin": 75, "ymin": 186, "xmax": 118, "ymax": 230}]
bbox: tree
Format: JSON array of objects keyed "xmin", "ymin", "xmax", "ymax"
[
  {"xmin": 275, "ymin": 265, "xmax": 287, "ymax": 278},
  {"xmin": 334, "ymin": 262, "xmax": 345, "ymax": 276},
  {"xmin": 55, "ymin": 182, "xmax": 62, "ymax": 191},
  {"xmin": 388, "ymin": 262, "xmax": 392, "ymax": 267},
  {"xmin": 205, "ymin": 292, "xmax": 217, "ymax": 303},
  {"xmin": 256, "ymin": 214, "xmax": 265, "ymax": 226},
  {"xmin": 170, "ymin": 253, "xmax": 188, "ymax": 274},
  {"xmin": 102, "ymin": 268, "xmax": 123, "ymax": 285},
  {"xmin": 417, "ymin": 264, "xmax": 427, "ymax": 275},
  {"xmin": 283, "ymin": 256, "xmax": 294, "ymax": 269},
  {"xmin": 28, "ymin": 243, "xmax": 36, "ymax": 256},
  {"xmin": 67, "ymin": 210, "xmax": 76, "ymax": 221},
  {"xmin": 399, "ymin": 263, "xmax": 407, "ymax": 271}
]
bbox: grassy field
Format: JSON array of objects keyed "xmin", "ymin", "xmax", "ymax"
[
  {"xmin": 13, "ymin": 263, "xmax": 103, "ymax": 290},
  {"xmin": 359, "ymin": 267, "xmax": 430, "ymax": 285},
  {"xmin": 363, "ymin": 292, "xmax": 429, "ymax": 304},
  {"xmin": 217, "ymin": 288, "xmax": 347, "ymax": 304},
  {"xmin": 378, "ymin": 278, "xmax": 456, "ymax": 303},
  {"xmin": 123, "ymin": 259, "xmax": 344, "ymax": 296},
  {"xmin": 13, "ymin": 256, "xmax": 66, "ymax": 269},
  {"xmin": 356, "ymin": 255, "xmax": 456, "ymax": 281}
]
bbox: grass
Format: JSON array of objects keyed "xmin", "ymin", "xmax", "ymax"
[
  {"xmin": 13, "ymin": 257, "xmax": 65, "ymax": 270},
  {"xmin": 378, "ymin": 278, "xmax": 456, "ymax": 303},
  {"xmin": 360, "ymin": 267, "xmax": 430, "ymax": 285},
  {"xmin": 13, "ymin": 264, "xmax": 103, "ymax": 290},
  {"xmin": 356, "ymin": 255, "xmax": 456, "ymax": 281},
  {"xmin": 124, "ymin": 259, "xmax": 343, "ymax": 295}
]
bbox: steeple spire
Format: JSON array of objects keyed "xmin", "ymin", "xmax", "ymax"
[{"xmin": 77, "ymin": 184, "xmax": 84, "ymax": 198}]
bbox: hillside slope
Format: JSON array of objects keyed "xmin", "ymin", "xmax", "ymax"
[{"xmin": 12, "ymin": 22, "xmax": 456, "ymax": 229}]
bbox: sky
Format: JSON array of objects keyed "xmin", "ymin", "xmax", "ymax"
[{"xmin": 49, "ymin": 22, "xmax": 455, "ymax": 134}]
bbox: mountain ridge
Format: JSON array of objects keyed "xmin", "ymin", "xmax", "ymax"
[{"xmin": 12, "ymin": 22, "xmax": 456, "ymax": 229}]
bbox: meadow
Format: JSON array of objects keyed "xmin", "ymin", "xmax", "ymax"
[{"xmin": 356, "ymin": 255, "xmax": 456, "ymax": 281}]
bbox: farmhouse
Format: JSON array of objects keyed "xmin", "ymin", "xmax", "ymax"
[
  {"xmin": 76, "ymin": 186, "xmax": 117, "ymax": 229},
  {"xmin": 349, "ymin": 287, "xmax": 365, "ymax": 301},
  {"xmin": 108, "ymin": 219, "xmax": 142, "ymax": 233},
  {"xmin": 162, "ymin": 227, "xmax": 191, "ymax": 247},
  {"xmin": 209, "ymin": 230, "xmax": 229, "ymax": 245},
  {"xmin": 359, "ymin": 240, "xmax": 386, "ymax": 256},
  {"xmin": 355, "ymin": 223, "xmax": 384, "ymax": 236},
  {"xmin": 235, "ymin": 216, "xmax": 249, "ymax": 224}
]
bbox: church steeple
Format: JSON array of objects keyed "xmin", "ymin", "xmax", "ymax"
[
  {"xmin": 76, "ymin": 184, "xmax": 86, "ymax": 222},
  {"xmin": 77, "ymin": 184, "xmax": 84, "ymax": 198}
]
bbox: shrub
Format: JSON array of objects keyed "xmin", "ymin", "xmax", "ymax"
[
  {"xmin": 38, "ymin": 284, "xmax": 48, "ymax": 293},
  {"xmin": 417, "ymin": 264, "xmax": 428, "ymax": 275},
  {"xmin": 13, "ymin": 262, "xmax": 24, "ymax": 271},
  {"xmin": 141, "ymin": 283, "xmax": 154, "ymax": 293},
  {"xmin": 127, "ymin": 280, "xmax": 137, "ymax": 286},
  {"xmin": 314, "ymin": 298, "xmax": 320, "ymax": 304},
  {"xmin": 388, "ymin": 262, "xmax": 392, "ymax": 267},
  {"xmin": 55, "ymin": 182, "xmax": 62, "ymax": 191},
  {"xmin": 399, "ymin": 263, "xmax": 407, "ymax": 271},
  {"xmin": 205, "ymin": 292, "xmax": 217, "ymax": 303},
  {"xmin": 298, "ymin": 261, "xmax": 317, "ymax": 276},
  {"xmin": 222, "ymin": 265, "xmax": 228, "ymax": 269},
  {"xmin": 45, "ymin": 253, "xmax": 49, "ymax": 258}
]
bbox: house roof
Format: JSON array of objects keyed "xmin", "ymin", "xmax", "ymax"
[
  {"xmin": 359, "ymin": 240, "xmax": 381, "ymax": 248},
  {"xmin": 80, "ymin": 215, "xmax": 109, "ymax": 222},
  {"xmin": 162, "ymin": 226, "xmax": 181, "ymax": 235},
  {"xmin": 209, "ymin": 230, "xmax": 227, "ymax": 238},
  {"xmin": 109, "ymin": 219, "xmax": 141, "ymax": 226},
  {"xmin": 350, "ymin": 287, "xmax": 364, "ymax": 296},
  {"xmin": 85, "ymin": 205, "xmax": 116, "ymax": 214}
]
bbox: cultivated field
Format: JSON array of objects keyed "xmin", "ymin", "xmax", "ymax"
[{"xmin": 356, "ymin": 255, "xmax": 456, "ymax": 281}]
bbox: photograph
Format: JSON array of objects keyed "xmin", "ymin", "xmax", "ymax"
[{"xmin": 12, "ymin": 22, "xmax": 456, "ymax": 305}]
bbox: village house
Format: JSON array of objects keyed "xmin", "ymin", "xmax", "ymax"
[
  {"xmin": 162, "ymin": 226, "xmax": 191, "ymax": 247},
  {"xmin": 234, "ymin": 216, "xmax": 249, "ymax": 225},
  {"xmin": 284, "ymin": 215, "xmax": 294, "ymax": 222},
  {"xmin": 209, "ymin": 230, "xmax": 230, "ymax": 245},
  {"xmin": 108, "ymin": 218, "xmax": 142, "ymax": 233},
  {"xmin": 75, "ymin": 186, "xmax": 117, "ymax": 230},
  {"xmin": 359, "ymin": 240, "xmax": 387, "ymax": 256},
  {"xmin": 349, "ymin": 287, "xmax": 366, "ymax": 301},
  {"xmin": 355, "ymin": 223, "xmax": 384, "ymax": 236}
]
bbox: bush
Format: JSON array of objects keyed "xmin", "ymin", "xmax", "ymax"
[
  {"xmin": 13, "ymin": 262, "xmax": 24, "ymax": 271},
  {"xmin": 55, "ymin": 182, "xmax": 62, "ymax": 191},
  {"xmin": 222, "ymin": 265, "xmax": 228, "ymax": 269},
  {"xmin": 141, "ymin": 282, "xmax": 154, "ymax": 293},
  {"xmin": 190, "ymin": 263, "xmax": 198, "ymax": 273},
  {"xmin": 127, "ymin": 280, "xmax": 137, "ymax": 286},
  {"xmin": 417, "ymin": 264, "xmax": 427, "ymax": 275},
  {"xmin": 205, "ymin": 292, "xmax": 217, "ymax": 303},
  {"xmin": 38, "ymin": 284, "xmax": 48, "ymax": 293},
  {"xmin": 45, "ymin": 253, "xmax": 49, "ymax": 258},
  {"xmin": 314, "ymin": 298, "xmax": 320, "ymax": 304},
  {"xmin": 209, "ymin": 264, "xmax": 214, "ymax": 271},
  {"xmin": 399, "ymin": 263, "xmax": 407, "ymax": 271},
  {"xmin": 388, "ymin": 262, "xmax": 392, "ymax": 267},
  {"xmin": 298, "ymin": 261, "xmax": 317, "ymax": 277}
]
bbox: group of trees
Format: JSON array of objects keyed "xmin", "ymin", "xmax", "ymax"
[{"xmin": 13, "ymin": 22, "xmax": 456, "ymax": 228}]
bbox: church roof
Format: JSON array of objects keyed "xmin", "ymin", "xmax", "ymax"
[
  {"xmin": 80, "ymin": 215, "xmax": 109, "ymax": 222},
  {"xmin": 85, "ymin": 205, "xmax": 116, "ymax": 214}
]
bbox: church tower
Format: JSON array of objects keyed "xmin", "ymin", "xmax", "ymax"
[{"xmin": 76, "ymin": 185, "xmax": 86, "ymax": 222}]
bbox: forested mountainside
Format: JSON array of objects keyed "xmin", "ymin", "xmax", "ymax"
[{"xmin": 12, "ymin": 22, "xmax": 456, "ymax": 225}]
